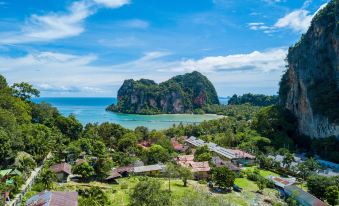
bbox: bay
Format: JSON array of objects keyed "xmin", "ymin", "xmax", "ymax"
[{"xmin": 32, "ymin": 97, "xmax": 228, "ymax": 130}]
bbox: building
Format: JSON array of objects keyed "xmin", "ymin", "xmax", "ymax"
[
  {"xmin": 284, "ymin": 185, "xmax": 327, "ymax": 206},
  {"xmin": 317, "ymin": 159, "xmax": 339, "ymax": 171},
  {"xmin": 185, "ymin": 136, "xmax": 255, "ymax": 166},
  {"xmin": 189, "ymin": 161, "xmax": 210, "ymax": 179},
  {"xmin": 268, "ymin": 155, "xmax": 303, "ymax": 168},
  {"xmin": 268, "ymin": 176, "xmax": 296, "ymax": 188},
  {"xmin": 175, "ymin": 155, "xmax": 210, "ymax": 179},
  {"xmin": 133, "ymin": 164, "xmax": 165, "ymax": 176},
  {"xmin": 105, "ymin": 171, "xmax": 122, "ymax": 183},
  {"xmin": 112, "ymin": 166, "xmax": 134, "ymax": 177},
  {"xmin": 171, "ymin": 138, "xmax": 188, "ymax": 153},
  {"xmin": 26, "ymin": 191, "xmax": 78, "ymax": 206},
  {"xmin": 49, "ymin": 163, "xmax": 72, "ymax": 182},
  {"xmin": 211, "ymin": 156, "xmax": 240, "ymax": 173}
]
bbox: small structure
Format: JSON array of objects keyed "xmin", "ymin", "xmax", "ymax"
[
  {"xmin": 284, "ymin": 185, "xmax": 327, "ymax": 206},
  {"xmin": 317, "ymin": 159, "xmax": 339, "ymax": 171},
  {"xmin": 175, "ymin": 155, "xmax": 194, "ymax": 167},
  {"xmin": 25, "ymin": 191, "xmax": 78, "ymax": 206},
  {"xmin": 105, "ymin": 171, "xmax": 122, "ymax": 184},
  {"xmin": 0, "ymin": 169, "xmax": 22, "ymax": 181},
  {"xmin": 268, "ymin": 176, "xmax": 296, "ymax": 188},
  {"xmin": 112, "ymin": 166, "xmax": 134, "ymax": 177},
  {"xmin": 133, "ymin": 164, "xmax": 164, "ymax": 176},
  {"xmin": 189, "ymin": 161, "xmax": 210, "ymax": 179},
  {"xmin": 137, "ymin": 140, "xmax": 152, "ymax": 149},
  {"xmin": 175, "ymin": 155, "xmax": 210, "ymax": 179},
  {"xmin": 49, "ymin": 163, "xmax": 72, "ymax": 182},
  {"xmin": 211, "ymin": 156, "xmax": 240, "ymax": 173},
  {"xmin": 171, "ymin": 138, "xmax": 188, "ymax": 153}
]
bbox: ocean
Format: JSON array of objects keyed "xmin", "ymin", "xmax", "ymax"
[{"xmin": 32, "ymin": 97, "xmax": 228, "ymax": 130}]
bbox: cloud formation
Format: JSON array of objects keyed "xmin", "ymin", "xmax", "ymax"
[
  {"xmin": 0, "ymin": 0, "xmax": 129, "ymax": 44},
  {"xmin": 0, "ymin": 48, "xmax": 287, "ymax": 96},
  {"xmin": 249, "ymin": 2, "xmax": 327, "ymax": 34}
]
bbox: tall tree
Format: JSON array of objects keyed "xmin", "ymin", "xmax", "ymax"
[
  {"xmin": 212, "ymin": 167, "xmax": 236, "ymax": 191},
  {"xmin": 11, "ymin": 82, "xmax": 40, "ymax": 100}
]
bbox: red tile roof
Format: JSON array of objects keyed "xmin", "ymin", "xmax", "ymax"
[{"xmin": 50, "ymin": 163, "xmax": 72, "ymax": 175}]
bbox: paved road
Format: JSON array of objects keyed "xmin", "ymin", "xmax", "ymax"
[{"xmin": 6, "ymin": 153, "xmax": 52, "ymax": 206}]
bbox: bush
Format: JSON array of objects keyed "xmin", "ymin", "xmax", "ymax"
[
  {"xmin": 198, "ymin": 180, "xmax": 207, "ymax": 185},
  {"xmin": 120, "ymin": 182, "xmax": 128, "ymax": 189}
]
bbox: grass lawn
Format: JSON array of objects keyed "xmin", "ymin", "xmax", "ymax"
[
  {"xmin": 53, "ymin": 175, "xmax": 283, "ymax": 206},
  {"xmin": 243, "ymin": 166, "xmax": 280, "ymax": 177}
]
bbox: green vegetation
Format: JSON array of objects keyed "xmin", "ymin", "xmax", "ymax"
[
  {"xmin": 228, "ymin": 93, "xmax": 278, "ymax": 106},
  {"xmin": 107, "ymin": 71, "xmax": 220, "ymax": 114}
]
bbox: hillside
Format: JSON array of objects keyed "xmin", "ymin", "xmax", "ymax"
[
  {"xmin": 279, "ymin": 0, "xmax": 339, "ymax": 138},
  {"xmin": 107, "ymin": 71, "xmax": 220, "ymax": 114}
]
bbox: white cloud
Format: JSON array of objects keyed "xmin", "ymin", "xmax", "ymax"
[
  {"xmin": 93, "ymin": 0, "xmax": 130, "ymax": 8},
  {"xmin": 250, "ymin": 2, "xmax": 328, "ymax": 34},
  {"xmin": 120, "ymin": 19, "xmax": 149, "ymax": 29},
  {"xmin": 171, "ymin": 48, "xmax": 287, "ymax": 73},
  {"xmin": 0, "ymin": 0, "xmax": 129, "ymax": 44},
  {"xmin": 274, "ymin": 2, "xmax": 327, "ymax": 33},
  {"xmin": 0, "ymin": 48, "xmax": 287, "ymax": 96}
]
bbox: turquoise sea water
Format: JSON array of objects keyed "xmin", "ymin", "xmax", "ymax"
[{"xmin": 33, "ymin": 97, "xmax": 228, "ymax": 130}]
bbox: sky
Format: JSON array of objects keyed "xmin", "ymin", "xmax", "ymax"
[{"xmin": 0, "ymin": 0, "xmax": 329, "ymax": 97}]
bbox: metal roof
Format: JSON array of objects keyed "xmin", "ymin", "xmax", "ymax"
[
  {"xmin": 133, "ymin": 164, "xmax": 164, "ymax": 173},
  {"xmin": 185, "ymin": 136, "xmax": 255, "ymax": 160},
  {"xmin": 26, "ymin": 191, "xmax": 78, "ymax": 206},
  {"xmin": 284, "ymin": 185, "xmax": 327, "ymax": 206}
]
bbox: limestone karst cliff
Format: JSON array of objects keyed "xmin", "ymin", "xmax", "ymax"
[
  {"xmin": 107, "ymin": 71, "xmax": 220, "ymax": 114},
  {"xmin": 279, "ymin": 0, "xmax": 339, "ymax": 138}
]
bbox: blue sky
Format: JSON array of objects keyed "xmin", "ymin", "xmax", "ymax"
[{"xmin": 0, "ymin": 0, "xmax": 329, "ymax": 97}]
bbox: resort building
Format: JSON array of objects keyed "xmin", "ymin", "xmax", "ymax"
[
  {"xmin": 171, "ymin": 138, "xmax": 188, "ymax": 153},
  {"xmin": 211, "ymin": 156, "xmax": 240, "ymax": 173},
  {"xmin": 25, "ymin": 191, "xmax": 78, "ymax": 206},
  {"xmin": 268, "ymin": 176, "xmax": 296, "ymax": 188},
  {"xmin": 133, "ymin": 164, "xmax": 165, "ymax": 176},
  {"xmin": 185, "ymin": 136, "xmax": 255, "ymax": 166},
  {"xmin": 49, "ymin": 163, "xmax": 72, "ymax": 182},
  {"xmin": 175, "ymin": 155, "xmax": 211, "ymax": 179}
]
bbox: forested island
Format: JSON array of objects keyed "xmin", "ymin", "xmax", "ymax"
[
  {"xmin": 106, "ymin": 71, "xmax": 220, "ymax": 114},
  {"xmin": 228, "ymin": 93, "xmax": 278, "ymax": 107}
]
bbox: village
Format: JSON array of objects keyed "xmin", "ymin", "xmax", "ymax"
[{"xmin": 1, "ymin": 135, "xmax": 338, "ymax": 206}]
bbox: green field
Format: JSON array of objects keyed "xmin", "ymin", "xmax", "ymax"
[{"xmin": 53, "ymin": 176, "xmax": 283, "ymax": 206}]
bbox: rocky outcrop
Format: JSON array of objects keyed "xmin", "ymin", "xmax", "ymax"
[
  {"xmin": 107, "ymin": 71, "xmax": 220, "ymax": 114},
  {"xmin": 279, "ymin": 0, "xmax": 339, "ymax": 138}
]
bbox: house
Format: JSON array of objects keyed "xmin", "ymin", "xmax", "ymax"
[
  {"xmin": 284, "ymin": 185, "xmax": 327, "ymax": 206},
  {"xmin": 268, "ymin": 176, "xmax": 296, "ymax": 188},
  {"xmin": 49, "ymin": 163, "xmax": 72, "ymax": 182},
  {"xmin": 105, "ymin": 171, "xmax": 122, "ymax": 184},
  {"xmin": 189, "ymin": 161, "xmax": 210, "ymax": 179},
  {"xmin": 112, "ymin": 166, "xmax": 134, "ymax": 177},
  {"xmin": 171, "ymin": 138, "xmax": 188, "ymax": 153},
  {"xmin": 26, "ymin": 191, "xmax": 78, "ymax": 206},
  {"xmin": 175, "ymin": 155, "xmax": 194, "ymax": 167},
  {"xmin": 133, "ymin": 164, "xmax": 165, "ymax": 176},
  {"xmin": 211, "ymin": 156, "xmax": 240, "ymax": 173},
  {"xmin": 175, "ymin": 155, "xmax": 210, "ymax": 179}
]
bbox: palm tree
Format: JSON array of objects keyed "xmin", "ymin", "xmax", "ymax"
[
  {"xmin": 282, "ymin": 152, "xmax": 294, "ymax": 169},
  {"xmin": 39, "ymin": 170, "xmax": 56, "ymax": 190}
]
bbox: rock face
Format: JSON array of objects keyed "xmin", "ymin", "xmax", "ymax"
[
  {"xmin": 107, "ymin": 71, "xmax": 220, "ymax": 114},
  {"xmin": 279, "ymin": 0, "xmax": 339, "ymax": 138}
]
